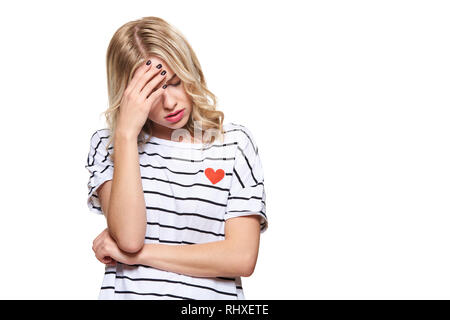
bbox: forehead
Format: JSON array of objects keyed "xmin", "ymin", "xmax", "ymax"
[{"xmin": 147, "ymin": 55, "xmax": 173, "ymax": 73}]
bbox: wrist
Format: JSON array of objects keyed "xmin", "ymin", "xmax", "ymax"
[{"xmin": 114, "ymin": 129, "xmax": 139, "ymax": 142}]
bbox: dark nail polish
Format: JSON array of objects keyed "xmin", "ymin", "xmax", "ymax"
[
  {"xmin": 156, "ymin": 64, "xmax": 162, "ymax": 69},
  {"xmin": 162, "ymin": 84, "xmax": 167, "ymax": 89},
  {"xmin": 146, "ymin": 60, "xmax": 152, "ymax": 65},
  {"xmin": 161, "ymin": 70, "xmax": 167, "ymax": 75}
]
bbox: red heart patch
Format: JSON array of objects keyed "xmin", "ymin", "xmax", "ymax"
[{"xmin": 205, "ymin": 168, "xmax": 225, "ymax": 184}]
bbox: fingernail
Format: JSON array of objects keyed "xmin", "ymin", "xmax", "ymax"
[
  {"xmin": 162, "ymin": 84, "xmax": 167, "ymax": 89},
  {"xmin": 146, "ymin": 60, "xmax": 152, "ymax": 66},
  {"xmin": 156, "ymin": 64, "xmax": 162, "ymax": 69},
  {"xmin": 161, "ymin": 70, "xmax": 167, "ymax": 75}
]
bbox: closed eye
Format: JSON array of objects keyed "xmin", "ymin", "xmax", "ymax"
[{"xmin": 172, "ymin": 80, "xmax": 181, "ymax": 86}]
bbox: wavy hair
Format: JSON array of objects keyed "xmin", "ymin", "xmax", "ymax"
[{"xmin": 101, "ymin": 16, "xmax": 225, "ymax": 161}]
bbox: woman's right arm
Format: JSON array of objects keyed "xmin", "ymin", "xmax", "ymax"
[
  {"xmin": 101, "ymin": 131, "xmax": 147, "ymax": 253},
  {"xmin": 96, "ymin": 59, "xmax": 169, "ymax": 253}
]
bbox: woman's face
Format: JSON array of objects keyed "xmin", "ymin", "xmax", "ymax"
[{"xmin": 146, "ymin": 55, "xmax": 193, "ymax": 140}]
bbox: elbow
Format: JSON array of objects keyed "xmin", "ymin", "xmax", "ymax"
[
  {"xmin": 107, "ymin": 217, "xmax": 146, "ymax": 254},
  {"xmin": 116, "ymin": 236, "xmax": 145, "ymax": 254},
  {"xmin": 241, "ymin": 264, "xmax": 256, "ymax": 278},
  {"xmin": 240, "ymin": 254, "xmax": 257, "ymax": 277}
]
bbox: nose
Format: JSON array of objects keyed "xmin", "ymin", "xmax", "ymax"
[{"xmin": 161, "ymin": 89, "xmax": 177, "ymax": 111}]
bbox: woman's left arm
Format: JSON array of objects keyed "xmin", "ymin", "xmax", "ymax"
[{"xmin": 92, "ymin": 215, "xmax": 261, "ymax": 278}]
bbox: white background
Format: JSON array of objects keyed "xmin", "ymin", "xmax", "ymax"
[{"xmin": 0, "ymin": 0, "xmax": 449, "ymax": 299}]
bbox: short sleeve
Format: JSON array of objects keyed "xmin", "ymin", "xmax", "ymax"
[
  {"xmin": 85, "ymin": 130, "xmax": 114, "ymax": 215},
  {"xmin": 225, "ymin": 127, "xmax": 268, "ymax": 233}
]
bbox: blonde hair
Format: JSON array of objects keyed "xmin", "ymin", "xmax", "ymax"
[{"xmin": 101, "ymin": 16, "xmax": 225, "ymax": 161}]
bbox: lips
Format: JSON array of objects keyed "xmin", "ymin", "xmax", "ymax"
[{"xmin": 166, "ymin": 109, "xmax": 184, "ymax": 118}]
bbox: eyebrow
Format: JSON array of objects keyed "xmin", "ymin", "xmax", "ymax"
[{"xmin": 167, "ymin": 73, "xmax": 178, "ymax": 83}]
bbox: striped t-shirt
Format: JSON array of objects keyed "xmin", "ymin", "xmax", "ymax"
[{"xmin": 85, "ymin": 122, "xmax": 268, "ymax": 300}]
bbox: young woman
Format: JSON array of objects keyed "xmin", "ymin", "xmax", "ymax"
[{"xmin": 85, "ymin": 16, "xmax": 268, "ymax": 300}]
